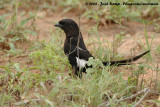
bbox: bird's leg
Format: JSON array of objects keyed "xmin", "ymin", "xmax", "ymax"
[
  {"xmin": 70, "ymin": 66, "xmax": 77, "ymax": 78},
  {"xmin": 76, "ymin": 67, "xmax": 82, "ymax": 78},
  {"xmin": 70, "ymin": 66, "xmax": 82, "ymax": 78}
]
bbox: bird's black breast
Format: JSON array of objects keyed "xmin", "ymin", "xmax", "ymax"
[{"xmin": 64, "ymin": 37, "xmax": 76, "ymax": 56}]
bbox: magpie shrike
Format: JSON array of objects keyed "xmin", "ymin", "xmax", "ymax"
[{"xmin": 55, "ymin": 19, "xmax": 149, "ymax": 78}]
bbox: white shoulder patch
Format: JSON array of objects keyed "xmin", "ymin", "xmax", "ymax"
[{"xmin": 76, "ymin": 57, "xmax": 87, "ymax": 68}]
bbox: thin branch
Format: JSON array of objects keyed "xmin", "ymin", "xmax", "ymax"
[
  {"xmin": 77, "ymin": 14, "xmax": 81, "ymax": 58},
  {"xmin": 77, "ymin": 14, "xmax": 81, "ymax": 74},
  {"xmin": 98, "ymin": 102, "xmax": 108, "ymax": 107},
  {"xmin": 99, "ymin": 88, "xmax": 150, "ymax": 107},
  {"xmin": 14, "ymin": 99, "xmax": 40, "ymax": 106},
  {"xmin": 119, "ymin": 88, "xmax": 150, "ymax": 102},
  {"xmin": 60, "ymin": 96, "xmax": 65, "ymax": 107},
  {"xmin": 155, "ymin": 55, "xmax": 159, "ymax": 93},
  {"xmin": 133, "ymin": 88, "xmax": 150, "ymax": 107}
]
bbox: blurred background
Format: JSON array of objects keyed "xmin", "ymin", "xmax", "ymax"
[{"xmin": 0, "ymin": 0, "xmax": 160, "ymax": 106}]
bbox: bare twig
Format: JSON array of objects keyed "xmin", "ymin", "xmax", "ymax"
[
  {"xmin": 66, "ymin": 46, "xmax": 85, "ymax": 57},
  {"xmin": 77, "ymin": 14, "xmax": 81, "ymax": 75},
  {"xmin": 98, "ymin": 102, "xmax": 108, "ymax": 107},
  {"xmin": 113, "ymin": 35, "xmax": 115, "ymax": 60},
  {"xmin": 99, "ymin": 88, "xmax": 150, "ymax": 107},
  {"xmin": 60, "ymin": 96, "xmax": 65, "ymax": 107},
  {"xmin": 155, "ymin": 55, "xmax": 159, "ymax": 93},
  {"xmin": 133, "ymin": 88, "xmax": 150, "ymax": 107},
  {"xmin": 14, "ymin": 99, "xmax": 40, "ymax": 106},
  {"xmin": 119, "ymin": 88, "xmax": 150, "ymax": 102},
  {"xmin": 77, "ymin": 14, "xmax": 81, "ymax": 58}
]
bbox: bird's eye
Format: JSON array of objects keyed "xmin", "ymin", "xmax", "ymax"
[{"xmin": 60, "ymin": 22, "xmax": 65, "ymax": 25}]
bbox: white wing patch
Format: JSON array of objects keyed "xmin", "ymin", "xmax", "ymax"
[{"xmin": 76, "ymin": 57, "xmax": 87, "ymax": 68}]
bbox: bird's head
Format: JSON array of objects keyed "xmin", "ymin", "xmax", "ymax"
[{"xmin": 55, "ymin": 19, "xmax": 80, "ymax": 37}]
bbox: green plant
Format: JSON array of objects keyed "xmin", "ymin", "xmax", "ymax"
[{"xmin": 0, "ymin": 0, "xmax": 159, "ymax": 106}]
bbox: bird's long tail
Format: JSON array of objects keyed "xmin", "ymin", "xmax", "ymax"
[{"xmin": 102, "ymin": 50, "xmax": 150, "ymax": 66}]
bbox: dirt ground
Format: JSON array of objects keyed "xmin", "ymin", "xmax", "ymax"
[
  {"xmin": 0, "ymin": 10, "xmax": 160, "ymax": 105},
  {"xmin": 1, "ymin": 10, "xmax": 160, "ymax": 81},
  {"xmin": 35, "ymin": 11, "xmax": 160, "ymax": 65},
  {"xmin": 31, "ymin": 11, "xmax": 160, "ymax": 104}
]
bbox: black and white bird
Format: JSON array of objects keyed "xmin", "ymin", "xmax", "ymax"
[{"xmin": 55, "ymin": 19, "xmax": 149, "ymax": 78}]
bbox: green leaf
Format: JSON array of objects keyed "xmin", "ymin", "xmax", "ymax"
[
  {"xmin": 0, "ymin": 36, "xmax": 5, "ymax": 42},
  {"xmin": 87, "ymin": 57, "xmax": 103, "ymax": 68},
  {"xmin": 9, "ymin": 42, "xmax": 15, "ymax": 49},
  {"xmin": 14, "ymin": 63, "xmax": 21, "ymax": 72},
  {"xmin": 25, "ymin": 30, "xmax": 37, "ymax": 36},
  {"xmin": 20, "ymin": 16, "xmax": 34, "ymax": 26}
]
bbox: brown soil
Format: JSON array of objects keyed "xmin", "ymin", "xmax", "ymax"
[{"xmin": 0, "ymin": 10, "xmax": 160, "ymax": 106}]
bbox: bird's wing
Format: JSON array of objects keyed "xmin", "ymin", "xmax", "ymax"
[{"xmin": 64, "ymin": 44, "xmax": 93, "ymax": 61}]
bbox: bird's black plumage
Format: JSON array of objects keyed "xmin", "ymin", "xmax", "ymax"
[{"xmin": 55, "ymin": 19, "xmax": 149, "ymax": 78}]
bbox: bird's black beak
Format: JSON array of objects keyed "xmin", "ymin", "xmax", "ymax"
[{"xmin": 54, "ymin": 22, "xmax": 62, "ymax": 27}]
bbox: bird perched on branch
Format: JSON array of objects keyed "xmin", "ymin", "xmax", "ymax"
[{"xmin": 55, "ymin": 19, "xmax": 149, "ymax": 78}]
